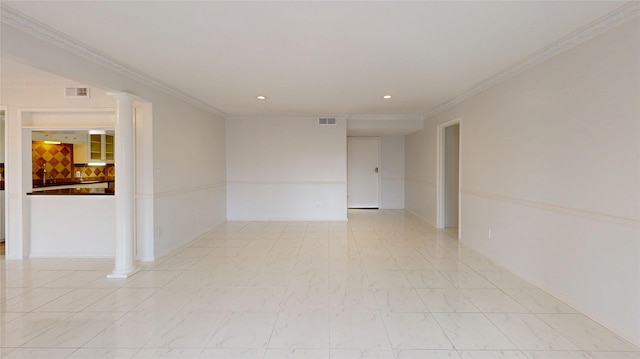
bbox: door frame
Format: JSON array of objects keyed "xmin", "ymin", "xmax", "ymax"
[
  {"xmin": 0, "ymin": 105, "xmax": 5, "ymax": 244},
  {"xmin": 347, "ymin": 136, "xmax": 381, "ymax": 209},
  {"xmin": 436, "ymin": 118, "xmax": 462, "ymax": 235}
]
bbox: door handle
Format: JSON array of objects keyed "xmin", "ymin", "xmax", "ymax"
[{"xmin": 374, "ymin": 167, "xmax": 379, "ymax": 173}]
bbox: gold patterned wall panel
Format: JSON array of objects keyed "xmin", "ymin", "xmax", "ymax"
[{"xmin": 32, "ymin": 142, "xmax": 73, "ymax": 180}]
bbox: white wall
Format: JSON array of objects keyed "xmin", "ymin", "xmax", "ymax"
[
  {"xmin": 2, "ymin": 22, "xmax": 227, "ymax": 260},
  {"xmin": 380, "ymin": 136, "xmax": 405, "ymax": 209},
  {"xmin": 29, "ymin": 196, "xmax": 115, "ymax": 257},
  {"xmin": 405, "ymin": 18, "xmax": 640, "ymax": 344},
  {"xmin": 405, "ymin": 125, "xmax": 437, "ymax": 225},
  {"xmin": 227, "ymin": 117, "xmax": 347, "ymax": 220},
  {"xmin": 152, "ymin": 101, "xmax": 226, "ymax": 257}
]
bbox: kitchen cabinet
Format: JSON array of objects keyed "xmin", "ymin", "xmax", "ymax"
[
  {"xmin": 90, "ymin": 134, "xmax": 114, "ymax": 163},
  {"xmin": 105, "ymin": 135, "xmax": 114, "ymax": 162},
  {"xmin": 74, "ymin": 134, "xmax": 114, "ymax": 164}
]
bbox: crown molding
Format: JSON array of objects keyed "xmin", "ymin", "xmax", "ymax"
[
  {"xmin": 423, "ymin": 1, "xmax": 640, "ymax": 120},
  {"xmin": 1, "ymin": 4, "xmax": 227, "ymax": 118},
  {"xmin": 226, "ymin": 114, "xmax": 351, "ymax": 121},
  {"xmin": 1, "ymin": 79, "xmax": 86, "ymax": 88},
  {"xmin": 226, "ymin": 113, "xmax": 424, "ymax": 122},
  {"xmin": 347, "ymin": 114, "xmax": 423, "ymax": 121}
]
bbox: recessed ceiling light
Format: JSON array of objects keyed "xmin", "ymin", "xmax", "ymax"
[
  {"xmin": 257, "ymin": 95, "xmax": 266, "ymax": 100},
  {"xmin": 383, "ymin": 95, "xmax": 392, "ymax": 99}
]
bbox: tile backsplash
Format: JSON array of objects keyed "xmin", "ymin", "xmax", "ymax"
[
  {"xmin": 32, "ymin": 142, "xmax": 73, "ymax": 180},
  {"xmin": 74, "ymin": 164, "xmax": 115, "ymax": 178},
  {"xmin": 32, "ymin": 141, "xmax": 115, "ymax": 180}
]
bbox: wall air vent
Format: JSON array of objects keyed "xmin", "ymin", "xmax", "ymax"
[
  {"xmin": 318, "ymin": 117, "xmax": 337, "ymax": 126},
  {"xmin": 64, "ymin": 87, "xmax": 90, "ymax": 98}
]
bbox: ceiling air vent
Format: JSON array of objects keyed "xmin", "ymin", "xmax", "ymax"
[
  {"xmin": 64, "ymin": 87, "xmax": 90, "ymax": 98},
  {"xmin": 318, "ymin": 117, "xmax": 337, "ymax": 126}
]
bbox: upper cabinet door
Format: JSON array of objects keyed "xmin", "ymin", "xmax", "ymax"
[
  {"xmin": 104, "ymin": 135, "xmax": 114, "ymax": 162},
  {"xmin": 87, "ymin": 134, "xmax": 115, "ymax": 164},
  {"xmin": 89, "ymin": 134, "xmax": 102, "ymax": 161}
]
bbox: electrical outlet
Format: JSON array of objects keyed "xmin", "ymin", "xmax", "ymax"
[{"xmin": 76, "ymin": 171, "xmax": 81, "ymax": 177}]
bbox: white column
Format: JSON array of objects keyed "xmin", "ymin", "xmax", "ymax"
[
  {"xmin": 5, "ymin": 107, "xmax": 25, "ymax": 259},
  {"xmin": 107, "ymin": 92, "xmax": 140, "ymax": 279}
]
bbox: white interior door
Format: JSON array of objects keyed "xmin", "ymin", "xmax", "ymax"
[{"xmin": 347, "ymin": 137, "xmax": 380, "ymax": 208}]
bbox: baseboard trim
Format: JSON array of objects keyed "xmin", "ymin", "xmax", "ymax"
[
  {"xmin": 152, "ymin": 220, "xmax": 226, "ymax": 261},
  {"xmin": 461, "ymin": 239, "xmax": 640, "ymax": 347},
  {"xmin": 405, "ymin": 208, "xmax": 437, "ymax": 227},
  {"xmin": 29, "ymin": 253, "xmax": 114, "ymax": 258},
  {"xmin": 225, "ymin": 217, "xmax": 349, "ymax": 222}
]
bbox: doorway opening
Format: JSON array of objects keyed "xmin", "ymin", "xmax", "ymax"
[
  {"xmin": 436, "ymin": 119, "xmax": 461, "ymax": 236},
  {"xmin": 0, "ymin": 108, "xmax": 4, "ymax": 256},
  {"xmin": 347, "ymin": 137, "xmax": 380, "ymax": 209}
]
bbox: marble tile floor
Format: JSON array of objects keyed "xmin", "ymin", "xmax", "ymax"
[{"xmin": 1, "ymin": 210, "xmax": 638, "ymax": 359}]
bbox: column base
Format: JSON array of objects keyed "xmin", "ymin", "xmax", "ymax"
[{"xmin": 106, "ymin": 266, "xmax": 141, "ymax": 279}]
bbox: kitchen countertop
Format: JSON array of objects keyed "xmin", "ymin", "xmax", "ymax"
[
  {"xmin": 29, "ymin": 177, "xmax": 115, "ymax": 195},
  {"xmin": 28, "ymin": 187, "xmax": 114, "ymax": 195},
  {"xmin": 32, "ymin": 177, "xmax": 114, "ymax": 189}
]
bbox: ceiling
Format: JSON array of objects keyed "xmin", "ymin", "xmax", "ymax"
[{"xmin": 1, "ymin": 1, "xmax": 628, "ymax": 117}]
